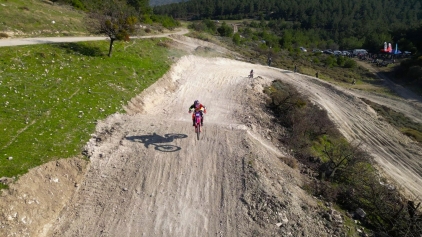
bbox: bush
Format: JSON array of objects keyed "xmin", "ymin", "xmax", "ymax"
[
  {"xmin": 150, "ymin": 15, "xmax": 180, "ymax": 30},
  {"xmin": 202, "ymin": 19, "xmax": 217, "ymax": 33},
  {"xmin": 217, "ymin": 22, "xmax": 233, "ymax": 37},
  {"xmin": 337, "ymin": 56, "xmax": 346, "ymax": 67},
  {"xmin": 0, "ymin": 32, "xmax": 9, "ymax": 39},
  {"xmin": 401, "ymin": 128, "xmax": 422, "ymax": 143},
  {"xmin": 189, "ymin": 19, "xmax": 217, "ymax": 34},
  {"xmin": 279, "ymin": 156, "xmax": 298, "ymax": 169},
  {"xmin": 407, "ymin": 65, "xmax": 422, "ymax": 81},
  {"xmin": 71, "ymin": 0, "xmax": 85, "ymax": 11},
  {"xmin": 266, "ymin": 81, "xmax": 422, "ymax": 236},
  {"xmin": 189, "ymin": 22, "xmax": 206, "ymax": 32},
  {"xmin": 232, "ymin": 32, "xmax": 241, "ymax": 45},
  {"xmin": 141, "ymin": 14, "xmax": 153, "ymax": 24},
  {"xmin": 324, "ymin": 55, "xmax": 337, "ymax": 67},
  {"xmin": 343, "ymin": 58, "xmax": 357, "ymax": 68}
]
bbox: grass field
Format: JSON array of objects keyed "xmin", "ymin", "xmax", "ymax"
[
  {"xmin": 0, "ymin": 38, "xmax": 185, "ymax": 185},
  {"xmin": 0, "ymin": 0, "xmax": 88, "ymax": 37}
]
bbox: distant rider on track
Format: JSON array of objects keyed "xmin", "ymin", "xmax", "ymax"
[{"xmin": 189, "ymin": 100, "xmax": 207, "ymax": 126}]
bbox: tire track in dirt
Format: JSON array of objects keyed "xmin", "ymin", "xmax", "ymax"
[{"xmin": 45, "ymin": 56, "xmax": 332, "ymax": 236}]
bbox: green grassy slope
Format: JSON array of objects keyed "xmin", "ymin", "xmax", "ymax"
[
  {"xmin": 0, "ymin": 0, "xmax": 88, "ymax": 37},
  {"xmin": 0, "ymin": 37, "xmax": 184, "ymax": 186}
]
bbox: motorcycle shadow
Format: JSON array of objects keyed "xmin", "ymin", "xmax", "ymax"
[{"xmin": 126, "ymin": 133, "xmax": 188, "ymax": 152}]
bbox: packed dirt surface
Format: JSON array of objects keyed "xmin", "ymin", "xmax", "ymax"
[
  {"xmin": 0, "ymin": 29, "xmax": 190, "ymax": 47},
  {"xmin": 1, "ymin": 34, "xmax": 422, "ymax": 237}
]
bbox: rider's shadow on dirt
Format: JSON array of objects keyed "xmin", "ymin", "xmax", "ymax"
[{"xmin": 125, "ymin": 133, "xmax": 188, "ymax": 152}]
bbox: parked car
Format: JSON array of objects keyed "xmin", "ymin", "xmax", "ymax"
[
  {"xmin": 333, "ymin": 50, "xmax": 342, "ymax": 56},
  {"xmin": 323, "ymin": 49, "xmax": 334, "ymax": 54},
  {"xmin": 312, "ymin": 49, "xmax": 322, "ymax": 53},
  {"xmin": 353, "ymin": 49, "xmax": 368, "ymax": 55},
  {"xmin": 299, "ymin": 47, "xmax": 307, "ymax": 52}
]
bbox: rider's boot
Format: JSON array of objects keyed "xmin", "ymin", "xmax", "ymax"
[
  {"xmin": 192, "ymin": 119, "xmax": 195, "ymax": 126},
  {"xmin": 201, "ymin": 118, "xmax": 204, "ymax": 126}
]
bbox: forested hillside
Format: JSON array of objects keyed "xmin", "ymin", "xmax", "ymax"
[
  {"xmin": 153, "ymin": 0, "xmax": 422, "ymax": 51},
  {"xmin": 150, "ymin": 0, "xmax": 183, "ymax": 6}
]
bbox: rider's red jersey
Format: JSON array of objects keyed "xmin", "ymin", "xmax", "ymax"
[{"xmin": 189, "ymin": 104, "xmax": 206, "ymax": 113}]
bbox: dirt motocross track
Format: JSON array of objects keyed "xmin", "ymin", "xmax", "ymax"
[{"xmin": 1, "ymin": 35, "xmax": 422, "ymax": 237}]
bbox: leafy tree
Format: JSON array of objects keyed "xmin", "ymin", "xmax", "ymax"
[
  {"xmin": 217, "ymin": 22, "xmax": 233, "ymax": 37},
  {"xmin": 71, "ymin": 0, "xmax": 86, "ymax": 10},
  {"xmin": 280, "ymin": 30, "xmax": 293, "ymax": 49},
  {"xmin": 324, "ymin": 55, "xmax": 337, "ymax": 67},
  {"xmin": 336, "ymin": 56, "xmax": 346, "ymax": 67},
  {"xmin": 320, "ymin": 140, "xmax": 367, "ymax": 180},
  {"xmin": 141, "ymin": 14, "xmax": 153, "ymax": 24},
  {"xmin": 150, "ymin": 15, "xmax": 180, "ymax": 29},
  {"xmin": 127, "ymin": 0, "xmax": 151, "ymax": 15},
  {"xmin": 85, "ymin": 0, "xmax": 137, "ymax": 57},
  {"xmin": 203, "ymin": 19, "xmax": 217, "ymax": 33},
  {"xmin": 232, "ymin": 32, "xmax": 241, "ymax": 45}
]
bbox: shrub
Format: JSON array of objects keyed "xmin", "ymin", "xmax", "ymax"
[
  {"xmin": 337, "ymin": 56, "xmax": 346, "ymax": 67},
  {"xmin": 0, "ymin": 32, "xmax": 9, "ymax": 39},
  {"xmin": 189, "ymin": 22, "xmax": 205, "ymax": 32},
  {"xmin": 232, "ymin": 32, "xmax": 241, "ymax": 45},
  {"xmin": 141, "ymin": 14, "xmax": 153, "ymax": 24},
  {"xmin": 150, "ymin": 15, "xmax": 180, "ymax": 30},
  {"xmin": 407, "ymin": 65, "xmax": 422, "ymax": 81},
  {"xmin": 71, "ymin": 0, "xmax": 85, "ymax": 10},
  {"xmin": 324, "ymin": 55, "xmax": 337, "ymax": 67},
  {"xmin": 279, "ymin": 156, "xmax": 298, "ymax": 169},
  {"xmin": 344, "ymin": 58, "xmax": 357, "ymax": 68},
  {"xmin": 156, "ymin": 40, "xmax": 171, "ymax": 48},
  {"xmin": 202, "ymin": 19, "xmax": 217, "ymax": 34},
  {"xmin": 401, "ymin": 128, "xmax": 422, "ymax": 143},
  {"xmin": 267, "ymin": 80, "xmax": 422, "ymax": 235},
  {"xmin": 217, "ymin": 22, "xmax": 233, "ymax": 37}
]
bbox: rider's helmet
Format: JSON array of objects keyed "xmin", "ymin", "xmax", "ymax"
[{"xmin": 194, "ymin": 100, "xmax": 200, "ymax": 108}]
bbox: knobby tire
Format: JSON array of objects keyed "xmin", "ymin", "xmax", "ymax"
[{"xmin": 196, "ymin": 123, "xmax": 200, "ymax": 140}]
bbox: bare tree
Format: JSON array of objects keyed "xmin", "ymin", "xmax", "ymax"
[{"xmin": 85, "ymin": 0, "xmax": 137, "ymax": 57}]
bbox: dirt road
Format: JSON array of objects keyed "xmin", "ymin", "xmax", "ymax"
[
  {"xmin": 0, "ymin": 29, "xmax": 189, "ymax": 47},
  {"xmin": 1, "ymin": 35, "xmax": 421, "ymax": 236}
]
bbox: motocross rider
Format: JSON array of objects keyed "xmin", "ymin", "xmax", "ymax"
[{"xmin": 189, "ymin": 100, "xmax": 206, "ymax": 126}]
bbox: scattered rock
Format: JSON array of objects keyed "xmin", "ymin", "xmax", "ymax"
[{"xmin": 0, "ymin": 177, "xmax": 14, "ymax": 185}]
